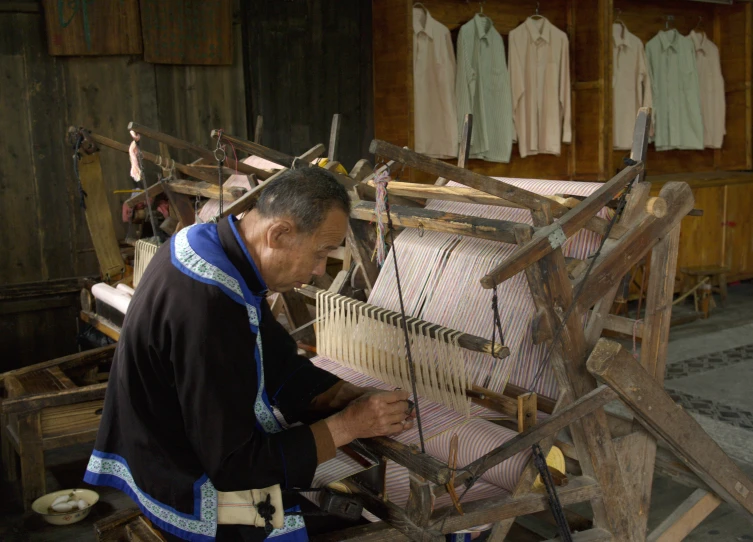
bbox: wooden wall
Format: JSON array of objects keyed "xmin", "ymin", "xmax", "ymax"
[
  {"xmin": 611, "ymin": 0, "xmax": 752, "ymax": 176},
  {"xmin": 0, "ymin": 2, "xmax": 247, "ymax": 367},
  {"xmin": 242, "ymin": 0, "xmax": 373, "ymax": 169},
  {"xmin": 374, "ymin": 0, "xmax": 752, "ymax": 181}
]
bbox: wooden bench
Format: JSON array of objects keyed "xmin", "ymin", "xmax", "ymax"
[
  {"xmin": 0, "ymin": 345, "xmax": 115, "ymax": 510},
  {"xmin": 680, "ymin": 265, "xmax": 730, "ymax": 318}
]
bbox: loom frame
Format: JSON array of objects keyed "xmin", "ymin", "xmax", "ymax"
[
  {"xmin": 297, "ymin": 109, "xmax": 750, "ymax": 541},
  {"xmin": 70, "ymin": 110, "xmax": 753, "ymax": 541}
]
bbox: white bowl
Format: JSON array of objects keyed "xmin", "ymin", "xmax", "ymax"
[{"xmin": 31, "ymin": 488, "xmax": 100, "ymax": 525}]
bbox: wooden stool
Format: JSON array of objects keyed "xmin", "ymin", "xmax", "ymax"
[
  {"xmin": 0, "ymin": 346, "xmax": 114, "ymax": 510},
  {"xmin": 680, "ymin": 266, "xmax": 730, "ymax": 319}
]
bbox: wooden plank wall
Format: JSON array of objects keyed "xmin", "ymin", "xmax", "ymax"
[
  {"xmin": 611, "ymin": 0, "xmax": 752, "ymax": 175},
  {"xmin": 0, "ymin": 2, "xmax": 247, "ymax": 367},
  {"xmin": 242, "ymin": 0, "xmax": 373, "ymax": 169}
]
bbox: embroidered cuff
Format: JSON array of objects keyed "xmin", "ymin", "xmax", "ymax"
[{"xmin": 310, "ymin": 420, "xmax": 336, "ymax": 464}]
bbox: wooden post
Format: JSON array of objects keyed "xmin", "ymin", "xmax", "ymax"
[
  {"xmin": 328, "ymin": 114, "xmax": 342, "ymax": 162},
  {"xmin": 254, "ymin": 115, "xmax": 263, "ymax": 144},
  {"xmin": 406, "ymin": 474, "xmax": 433, "ymax": 527},
  {"xmin": 18, "ymin": 411, "xmax": 45, "ymax": 510},
  {"xmin": 587, "ymin": 339, "xmax": 753, "ymax": 518},
  {"xmin": 647, "ymin": 489, "xmax": 722, "ymax": 542},
  {"xmin": 507, "ymin": 210, "xmax": 642, "ymax": 542}
]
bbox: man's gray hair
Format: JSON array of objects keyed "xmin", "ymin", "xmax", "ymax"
[{"xmin": 255, "ymin": 167, "xmax": 351, "ymax": 232}]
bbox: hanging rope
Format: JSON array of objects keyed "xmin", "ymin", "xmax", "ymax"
[
  {"xmin": 72, "ymin": 133, "xmax": 88, "ymax": 210},
  {"xmin": 380, "ymin": 175, "xmax": 427, "ymax": 452},
  {"xmin": 483, "ymin": 287, "xmax": 505, "ymax": 387},
  {"xmin": 532, "ymin": 444, "xmax": 572, "ymax": 542},
  {"xmin": 373, "ymin": 168, "xmax": 390, "ymax": 266},
  {"xmin": 215, "ymin": 130, "xmax": 227, "ymax": 218}
]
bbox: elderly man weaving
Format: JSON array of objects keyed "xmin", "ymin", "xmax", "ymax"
[{"xmin": 84, "ymin": 168, "xmax": 414, "ymax": 542}]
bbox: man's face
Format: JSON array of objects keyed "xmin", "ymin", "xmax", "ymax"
[{"xmin": 263, "ymin": 208, "xmax": 349, "ymax": 293}]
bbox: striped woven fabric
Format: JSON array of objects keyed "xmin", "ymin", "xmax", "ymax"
[{"xmin": 308, "ymin": 177, "xmax": 605, "ymax": 523}]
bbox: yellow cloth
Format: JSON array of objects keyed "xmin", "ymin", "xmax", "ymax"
[
  {"xmin": 533, "ymin": 445, "xmax": 566, "ymax": 489},
  {"xmin": 315, "ymin": 158, "xmax": 348, "ymax": 175}
]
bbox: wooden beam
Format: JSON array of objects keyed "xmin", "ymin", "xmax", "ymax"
[
  {"xmin": 587, "ymin": 339, "xmax": 753, "ymax": 518},
  {"xmin": 370, "ymin": 139, "xmax": 615, "ymax": 239},
  {"xmin": 346, "ymin": 219, "xmax": 380, "ymax": 293},
  {"xmin": 87, "ymin": 132, "xmax": 222, "ymax": 185},
  {"xmin": 328, "ymin": 114, "xmax": 342, "ymax": 162},
  {"xmin": 254, "ymin": 115, "xmax": 263, "ymax": 144},
  {"xmin": 512, "ymin": 217, "xmax": 641, "ymax": 540},
  {"xmin": 80, "ymin": 310, "xmax": 121, "ymax": 342},
  {"xmin": 435, "ymin": 113, "xmax": 472, "ymax": 186},
  {"xmin": 623, "ymin": 224, "xmax": 682, "ymax": 535},
  {"xmin": 366, "ymin": 180, "xmax": 524, "ymax": 208},
  {"xmin": 128, "ymin": 122, "xmax": 272, "ymax": 179},
  {"xmin": 371, "ymin": 139, "xmax": 553, "ymax": 211},
  {"xmin": 445, "ymin": 386, "xmax": 617, "ymax": 493},
  {"xmin": 647, "ymin": 489, "xmax": 721, "ymax": 542},
  {"xmin": 211, "ymin": 130, "xmax": 325, "ymax": 170},
  {"xmin": 0, "ymin": 345, "xmax": 115, "ymax": 386},
  {"xmin": 166, "ymin": 179, "xmax": 244, "ymax": 201},
  {"xmin": 351, "ymin": 202, "xmax": 519, "ymax": 244},
  {"xmin": 2, "ymin": 382, "xmax": 108, "ymax": 415},
  {"xmin": 0, "ymin": 277, "xmax": 90, "ymax": 300},
  {"xmin": 161, "ymin": 184, "xmax": 195, "ymax": 228},
  {"xmin": 317, "ymin": 477, "xmax": 601, "ymax": 542},
  {"xmin": 480, "ymin": 161, "xmax": 645, "ymax": 288},
  {"xmin": 574, "ymin": 182, "xmax": 694, "ymax": 313},
  {"xmin": 77, "ymin": 152, "xmax": 126, "ymax": 280}
]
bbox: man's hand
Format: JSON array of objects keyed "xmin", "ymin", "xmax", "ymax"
[{"xmin": 324, "ymin": 390, "xmax": 415, "ymax": 448}]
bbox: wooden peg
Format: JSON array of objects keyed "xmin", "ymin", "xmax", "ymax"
[{"xmin": 646, "ymin": 197, "xmax": 668, "ymax": 218}]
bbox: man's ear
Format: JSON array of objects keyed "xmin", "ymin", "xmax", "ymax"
[{"xmin": 267, "ymin": 219, "xmax": 296, "ymax": 249}]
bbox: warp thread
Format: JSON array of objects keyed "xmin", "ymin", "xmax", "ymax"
[
  {"xmin": 128, "ymin": 131, "xmax": 143, "ymax": 182},
  {"xmin": 373, "ymin": 169, "xmax": 390, "ymax": 266}
]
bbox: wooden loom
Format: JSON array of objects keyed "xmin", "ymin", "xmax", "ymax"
[{"xmin": 208, "ymin": 108, "xmax": 753, "ymax": 542}]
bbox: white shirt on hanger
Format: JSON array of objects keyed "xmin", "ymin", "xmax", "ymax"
[
  {"xmin": 413, "ymin": 7, "xmax": 459, "ymax": 159},
  {"xmin": 688, "ymin": 30, "xmax": 725, "ymax": 149},
  {"xmin": 612, "ymin": 23, "xmax": 652, "ymax": 150},
  {"xmin": 508, "ymin": 17, "xmax": 571, "ymax": 158}
]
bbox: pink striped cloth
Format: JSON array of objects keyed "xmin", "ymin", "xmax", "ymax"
[{"xmin": 307, "ymin": 177, "xmax": 605, "ymax": 523}]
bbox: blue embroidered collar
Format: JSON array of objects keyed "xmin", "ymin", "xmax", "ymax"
[{"xmin": 220, "ymin": 215, "xmax": 268, "ymax": 296}]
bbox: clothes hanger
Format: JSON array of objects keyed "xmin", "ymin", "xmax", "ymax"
[
  {"xmin": 530, "ymin": 1, "xmax": 544, "ymax": 21},
  {"xmin": 694, "ymin": 16, "xmax": 705, "ymax": 37},
  {"xmin": 614, "ymin": 8, "xmax": 627, "ymax": 39},
  {"xmin": 665, "ymin": 14, "xmax": 675, "ymax": 31}
]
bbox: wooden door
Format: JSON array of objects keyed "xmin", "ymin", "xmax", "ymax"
[{"xmin": 723, "ymin": 183, "xmax": 753, "ymax": 280}]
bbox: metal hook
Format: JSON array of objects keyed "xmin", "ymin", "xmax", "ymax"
[
  {"xmin": 536, "ymin": 1, "xmax": 540, "ymax": 15},
  {"xmin": 665, "ymin": 14, "xmax": 674, "ymax": 30}
]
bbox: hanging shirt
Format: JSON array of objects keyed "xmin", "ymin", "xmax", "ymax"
[
  {"xmin": 455, "ymin": 14, "xmax": 514, "ymax": 163},
  {"xmin": 645, "ymin": 29, "xmax": 704, "ymax": 151},
  {"xmin": 688, "ymin": 30, "xmax": 725, "ymax": 149},
  {"xmin": 84, "ymin": 217, "xmax": 342, "ymax": 542},
  {"xmin": 508, "ymin": 17, "xmax": 571, "ymax": 158},
  {"xmin": 612, "ymin": 23, "xmax": 652, "ymax": 150},
  {"xmin": 413, "ymin": 7, "xmax": 458, "ymax": 159}
]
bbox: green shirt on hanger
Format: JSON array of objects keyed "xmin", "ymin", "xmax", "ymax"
[
  {"xmin": 645, "ymin": 29, "xmax": 704, "ymax": 151},
  {"xmin": 456, "ymin": 14, "xmax": 514, "ymax": 163}
]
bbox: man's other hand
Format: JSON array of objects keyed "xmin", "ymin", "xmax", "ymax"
[{"xmin": 324, "ymin": 390, "xmax": 415, "ymax": 447}]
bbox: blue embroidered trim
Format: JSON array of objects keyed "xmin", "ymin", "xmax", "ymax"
[
  {"xmin": 84, "ymin": 450, "xmax": 216, "ymax": 542},
  {"xmin": 172, "ymin": 225, "xmax": 280, "ymax": 435},
  {"xmin": 268, "ymin": 507, "xmax": 307, "ymax": 539},
  {"xmin": 228, "ymin": 215, "xmax": 269, "ymax": 294}
]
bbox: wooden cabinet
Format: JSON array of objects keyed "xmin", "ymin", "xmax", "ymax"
[{"xmin": 650, "ymin": 173, "xmax": 753, "ymax": 284}]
